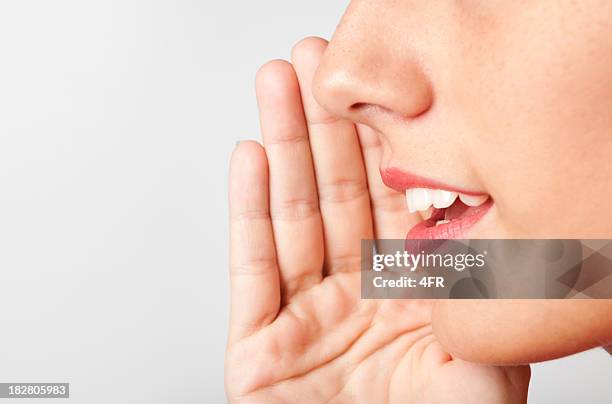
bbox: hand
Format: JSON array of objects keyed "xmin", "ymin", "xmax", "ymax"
[{"xmin": 225, "ymin": 37, "xmax": 530, "ymax": 404}]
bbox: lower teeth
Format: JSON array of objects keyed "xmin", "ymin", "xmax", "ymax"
[{"xmin": 435, "ymin": 219, "xmax": 450, "ymax": 226}]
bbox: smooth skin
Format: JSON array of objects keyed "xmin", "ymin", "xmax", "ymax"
[{"xmin": 225, "ymin": 38, "xmax": 529, "ymax": 404}]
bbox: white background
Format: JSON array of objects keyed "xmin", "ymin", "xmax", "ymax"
[{"xmin": 0, "ymin": 1, "xmax": 609, "ymax": 403}]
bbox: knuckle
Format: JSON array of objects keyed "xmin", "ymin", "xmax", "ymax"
[
  {"xmin": 317, "ymin": 178, "xmax": 368, "ymax": 203},
  {"xmin": 231, "ymin": 208, "xmax": 270, "ymax": 222},
  {"xmin": 263, "ymin": 133, "xmax": 309, "ymax": 147},
  {"xmin": 270, "ymin": 197, "xmax": 320, "ymax": 221}
]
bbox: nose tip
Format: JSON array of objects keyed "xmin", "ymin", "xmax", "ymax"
[{"xmin": 313, "ymin": 48, "xmax": 434, "ymax": 125}]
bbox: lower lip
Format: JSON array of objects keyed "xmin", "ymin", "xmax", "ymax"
[{"xmin": 406, "ymin": 199, "xmax": 493, "ymax": 240}]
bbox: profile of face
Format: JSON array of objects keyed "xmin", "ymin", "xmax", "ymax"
[
  {"xmin": 311, "ymin": 0, "xmax": 612, "ymax": 363},
  {"xmin": 314, "ymin": 0, "xmax": 612, "ymax": 239}
]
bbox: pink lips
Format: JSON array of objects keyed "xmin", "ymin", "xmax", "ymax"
[
  {"xmin": 380, "ymin": 167, "xmax": 493, "ymax": 240},
  {"xmin": 380, "ymin": 167, "xmax": 486, "ymax": 196}
]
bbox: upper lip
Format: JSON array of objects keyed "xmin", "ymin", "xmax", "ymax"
[{"xmin": 380, "ymin": 167, "xmax": 487, "ymax": 196}]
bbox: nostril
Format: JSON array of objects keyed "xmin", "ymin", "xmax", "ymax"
[
  {"xmin": 314, "ymin": 62, "xmax": 434, "ymax": 124},
  {"xmin": 349, "ymin": 103, "xmax": 397, "ymax": 122},
  {"xmin": 349, "ymin": 103, "xmax": 385, "ymax": 121},
  {"xmin": 349, "ymin": 102, "xmax": 367, "ymax": 112}
]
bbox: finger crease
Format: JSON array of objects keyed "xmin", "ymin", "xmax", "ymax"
[
  {"xmin": 326, "ymin": 254, "xmax": 362, "ymax": 274},
  {"xmin": 231, "ymin": 209, "xmax": 271, "ymax": 222},
  {"xmin": 230, "ymin": 260, "xmax": 278, "ymax": 277},
  {"xmin": 270, "ymin": 198, "xmax": 320, "ymax": 221},
  {"xmin": 264, "ymin": 134, "xmax": 309, "ymax": 147},
  {"xmin": 306, "ymin": 115, "xmax": 342, "ymax": 127},
  {"xmin": 317, "ymin": 179, "xmax": 369, "ymax": 203}
]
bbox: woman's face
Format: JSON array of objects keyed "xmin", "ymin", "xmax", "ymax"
[{"xmin": 314, "ymin": 0, "xmax": 612, "ymax": 238}]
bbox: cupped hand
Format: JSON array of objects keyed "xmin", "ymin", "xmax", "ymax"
[{"xmin": 225, "ymin": 37, "xmax": 530, "ymax": 404}]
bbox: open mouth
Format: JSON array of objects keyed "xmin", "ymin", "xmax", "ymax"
[
  {"xmin": 380, "ymin": 167, "xmax": 493, "ymax": 240},
  {"xmin": 404, "ymin": 189, "xmax": 492, "ymax": 239}
]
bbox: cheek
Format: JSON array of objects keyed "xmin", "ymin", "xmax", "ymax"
[{"xmin": 460, "ymin": 3, "xmax": 612, "ymax": 236}]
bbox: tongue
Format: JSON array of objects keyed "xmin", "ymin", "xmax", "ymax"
[
  {"xmin": 422, "ymin": 199, "xmax": 488, "ymax": 228},
  {"xmin": 445, "ymin": 200, "xmax": 479, "ymax": 221}
]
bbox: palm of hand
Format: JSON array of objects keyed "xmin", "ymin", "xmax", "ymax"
[{"xmin": 226, "ymin": 37, "xmax": 529, "ymax": 404}]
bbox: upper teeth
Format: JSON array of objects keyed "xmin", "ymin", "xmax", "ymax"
[{"xmin": 405, "ymin": 188, "xmax": 489, "ymax": 213}]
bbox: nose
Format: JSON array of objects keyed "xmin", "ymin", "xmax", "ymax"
[{"xmin": 313, "ymin": 6, "xmax": 433, "ymax": 126}]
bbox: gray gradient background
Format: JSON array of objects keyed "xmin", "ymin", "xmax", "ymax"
[{"xmin": 0, "ymin": 1, "xmax": 609, "ymax": 403}]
